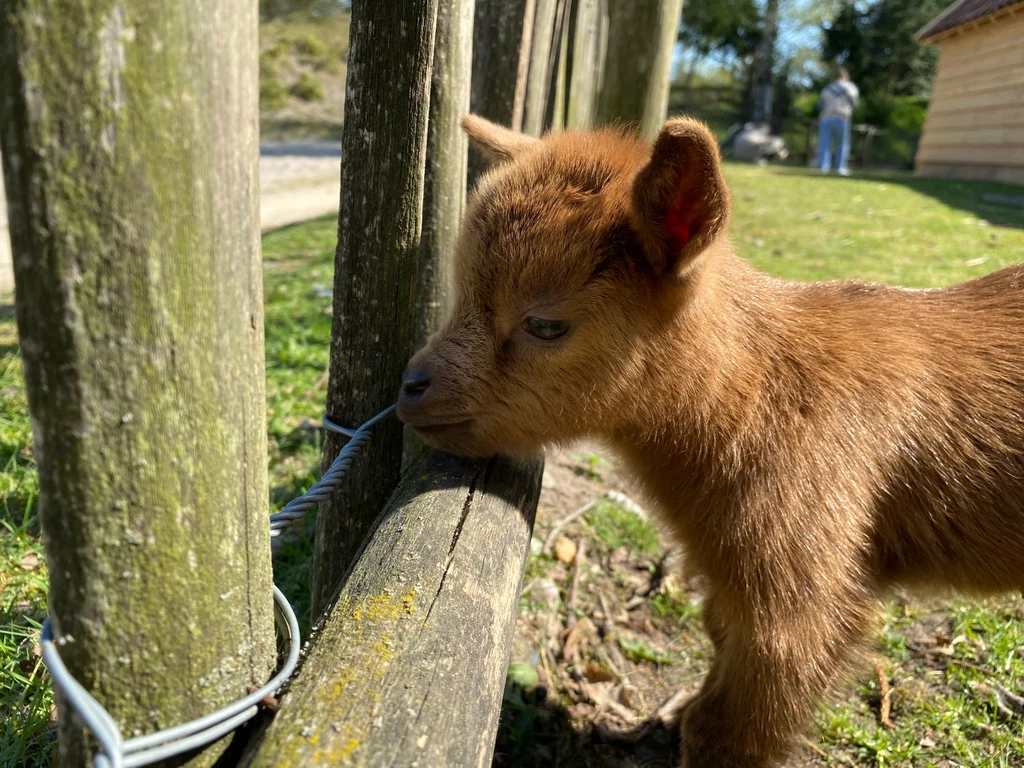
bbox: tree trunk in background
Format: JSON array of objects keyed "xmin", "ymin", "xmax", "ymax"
[
  {"xmin": 522, "ymin": 0, "xmax": 560, "ymax": 136},
  {"xmin": 469, "ymin": 0, "xmax": 529, "ymax": 184},
  {"xmin": 751, "ymin": 0, "xmax": 779, "ymax": 125},
  {"xmin": 0, "ymin": 1, "xmax": 274, "ymax": 765},
  {"xmin": 312, "ymin": 0, "xmax": 439, "ymax": 618},
  {"xmin": 597, "ymin": 0, "xmax": 685, "ymax": 139}
]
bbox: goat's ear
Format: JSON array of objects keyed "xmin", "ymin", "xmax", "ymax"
[
  {"xmin": 630, "ymin": 117, "xmax": 730, "ymax": 277},
  {"xmin": 461, "ymin": 114, "xmax": 538, "ymax": 166}
]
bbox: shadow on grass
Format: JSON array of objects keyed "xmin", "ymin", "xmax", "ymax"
[
  {"xmin": 781, "ymin": 164, "xmax": 1024, "ymax": 230},
  {"xmin": 494, "ymin": 681, "xmax": 680, "ymax": 768}
]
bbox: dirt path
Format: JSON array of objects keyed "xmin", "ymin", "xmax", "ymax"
[
  {"xmin": 259, "ymin": 141, "xmax": 341, "ymax": 231},
  {"xmin": 0, "ymin": 143, "xmax": 342, "ymax": 298}
]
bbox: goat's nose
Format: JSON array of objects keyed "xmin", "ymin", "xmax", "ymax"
[{"xmin": 401, "ymin": 367, "xmax": 432, "ymax": 398}]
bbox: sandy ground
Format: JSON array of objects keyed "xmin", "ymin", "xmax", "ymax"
[
  {"xmin": 0, "ymin": 142, "xmax": 342, "ymax": 298},
  {"xmin": 259, "ymin": 141, "xmax": 341, "ymax": 231}
]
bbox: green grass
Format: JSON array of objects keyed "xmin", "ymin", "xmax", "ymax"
[
  {"xmin": 4, "ymin": 168, "xmax": 1024, "ymax": 766},
  {"xmin": 585, "ymin": 500, "xmax": 662, "ymax": 556}
]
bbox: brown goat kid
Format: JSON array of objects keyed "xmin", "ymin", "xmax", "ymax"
[{"xmin": 396, "ymin": 115, "xmax": 1024, "ymax": 767}]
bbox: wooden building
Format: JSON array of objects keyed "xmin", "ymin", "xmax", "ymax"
[{"xmin": 915, "ymin": 0, "xmax": 1024, "ymax": 185}]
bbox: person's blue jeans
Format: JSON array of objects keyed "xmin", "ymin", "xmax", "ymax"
[{"xmin": 818, "ymin": 117, "xmax": 851, "ymax": 173}]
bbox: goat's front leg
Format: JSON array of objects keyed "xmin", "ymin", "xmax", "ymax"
[{"xmin": 680, "ymin": 584, "xmax": 875, "ymax": 768}]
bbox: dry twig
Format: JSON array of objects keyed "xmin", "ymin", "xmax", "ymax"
[
  {"xmin": 543, "ymin": 500, "xmax": 597, "ymax": 554},
  {"xmin": 875, "ymin": 661, "xmax": 895, "ymax": 729},
  {"xmin": 802, "ymin": 737, "xmax": 828, "ymax": 759},
  {"xmin": 567, "ymin": 538, "xmax": 587, "ymax": 610}
]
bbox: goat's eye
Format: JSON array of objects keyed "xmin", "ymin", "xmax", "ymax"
[{"xmin": 524, "ymin": 317, "xmax": 570, "ymax": 340}]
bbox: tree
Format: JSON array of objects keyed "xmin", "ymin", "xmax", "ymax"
[
  {"xmin": 677, "ymin": 0, "xmax": 761, "ymax": 89},
  {"xmin": 0, "ymin": 0, "xmax": 276, "ymax": 764},
  {"xmin": 312, "ymin": 0, "xmax": 439, "ymax": 617},
  {"xmin": 823, "ymin": 0, "xmax": 946, "ymax": 98},
  {"xmin": 597, "ymin": 0, "xmax": 686, "ymax": 139},
  {"xmin": 750, "ymin": 0, "xmax": 780, "ymax": 123}
]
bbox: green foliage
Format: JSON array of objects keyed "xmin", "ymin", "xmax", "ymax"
[
  {"xmin": 506, "ymin": 661, "xmax": 539, "ymax": 688},
  {"xmin": 678, "ymin": 0, "xmax": 761, "ymax": 60},
  {"xmin": 260, "ymin": 0, "xmax": 349, "ymax": 20},
  {"xmin": 650, "ymin": 592, "xmax": 702, "ymax": 627},
  {"xmin": 292, "ymin": 32, "xmax": 326, "ymax": 58},
  {"xmin": 260, "ymin": 76, "xmax": 289, "ymax": 110},
  {"xmin": 854, "ymin": 94, "xmax": 929, "ymax": 134},
  {"xmin": 823, "ymin": 0, "xmax": 947, "ymax": 98},
  {"xmin": 571, "ymin": 452, "xmax": 606, "ymax": 481},
  {"xmin": 618, "ymin": 636, "xmax": 674, "ymax": 665},
  {"xmin": 289, "ymin": 72, "xmax": 324, "ymax": 102},
  {"xmin": 585, "ymin": 501, "xmax": 662, "ymax": 556}
]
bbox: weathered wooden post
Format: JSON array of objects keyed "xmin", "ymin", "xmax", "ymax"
[
  {"xmin": 311, "ymin": 1, "xmax": 440, "ymax": 618},
  {"xmin": 565, "ymin": 0, "xmax": 607, "ymax": 130},
  {"xmin": 522, "ymin": 0, "xmax": 560, "ymax": 137},
  {"xmin": 468, "ymin": 0, "xmax": 531, "ymax": 183},
  {"xmin": 244, "ymin": 2, "xmax": 545, "ymax": 762},
  {"xmin": 244, "ymin": 453, "xmax": 542, "ymax": 767},
  {"xmin": 597, "ymin": 0, "xmax": 686, "ymax": 138},
  {"xmin": 0, "ymin": 1, "xmax": 275, "ymax": 765},
  {"xmin": 416, "ymin": 0, "xmax": 474, "ymax": 352}
]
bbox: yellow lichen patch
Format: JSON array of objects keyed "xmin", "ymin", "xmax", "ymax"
[
  {"xmin": 401, "ymin": 588, "xmax": 416, "ymax": 614},
  {"xmin": 312, "ymin": 731, "xmax": 362, "ymax": 765},
  {"xmin": 348, "ymin": 588, "xmax": 417, "ymax": 623},
  {"xmin": 371, "ymin": 634, "xmax": 394, "ymax": 665}
]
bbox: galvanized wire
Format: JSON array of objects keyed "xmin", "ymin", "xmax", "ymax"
[
  {"xmin": 270, "ymin": 405, "xmax": 395, "ymax": 537},
  {"xmin": 39, "ymin": 406, "xmax": 396, "ymax": 768}
]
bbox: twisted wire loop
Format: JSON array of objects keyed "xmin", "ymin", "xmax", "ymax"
[
  {"xmin": 270, "ymin": 405, "xmax": 396, "ymax": 537},
  {"xmin": 39, "ymin": 405, "xmax": 396, "ymax": 768}
]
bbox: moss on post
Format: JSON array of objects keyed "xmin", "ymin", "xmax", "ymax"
[
  {"xmin": 0, "ymin": 0, "xmax": 274, "ymax": 765},
  {"xmin": 312, "ymin": 0, "xmax": 440, "ymax": 618},
  {"xmin": 243, "ymin": 452, "xmax": 542, "ymax": 768}
]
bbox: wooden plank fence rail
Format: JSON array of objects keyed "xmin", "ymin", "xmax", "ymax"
[{"xmin": 245, "ymin": 451, "xmax": 543, "ymax": 767}]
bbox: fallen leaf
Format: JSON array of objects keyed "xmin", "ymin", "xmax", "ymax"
[
  {"xmin": 583, "ymin": 661, "xmax": 615, "ymax": 683},
  {"xmin": 20, "ymin": 552, "xmax": 39, "ymax": 571},
  {"xmin": 562, "ymin": 617, "xmax": 596, "ymax": 660},
  {"xmin": 553, "ymin": 536, "xmax": 577, "ymax": 564}
]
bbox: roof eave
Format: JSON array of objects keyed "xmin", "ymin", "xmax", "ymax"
[{"xmin": 916, "ymin": 0, "xmax": 1024, "ymax": 44}]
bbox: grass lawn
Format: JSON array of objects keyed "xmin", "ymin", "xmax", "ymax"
[{"xmin": 3, "ymin": 166, "xmax": 1024, "ymax": 766}]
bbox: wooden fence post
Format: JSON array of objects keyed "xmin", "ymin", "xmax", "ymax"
[
  {"xmin": 522, "ymin": 0, "xmax": 560, "ymax": 137},
  {"xmin": 597, "ymin": 0, "xmax": 685, "ymax": 138},
  {"xmin": 311, "ymin": 0, "xmax": 440, "ymax": 618},
  {"xmin": 416, "ymin": 0, "xmax": 474, "ymax": 353},
  {"xmin": 468, "ymin": 0, "xmax": 530, "ymax": 184},
  {"xmin": 0, "ymin": 1, "xmax": 275, "ymax": 765}
]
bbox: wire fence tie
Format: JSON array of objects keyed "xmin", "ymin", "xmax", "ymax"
[{"xmin": 40, "ymin": 405, "xmax": 396, "ymax": 768}]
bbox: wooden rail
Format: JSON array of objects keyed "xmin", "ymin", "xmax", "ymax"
[{"xmin": 245, "ymin": 451, "xmax": 543, "ymax": 767}]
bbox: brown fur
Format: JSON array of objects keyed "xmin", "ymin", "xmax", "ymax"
[{"xmin": 396, "ymin": 115, "xmax": 1024, "ymax": 767}]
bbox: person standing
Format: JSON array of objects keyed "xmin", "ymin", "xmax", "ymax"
[{"xmin": 818, "ymin": 67, "xmax": 859, "ymax": 176}]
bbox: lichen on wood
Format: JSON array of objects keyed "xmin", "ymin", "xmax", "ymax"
[{"xmin": 244, "ymin": 451, "xmax": 542, "ymax": 768}]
